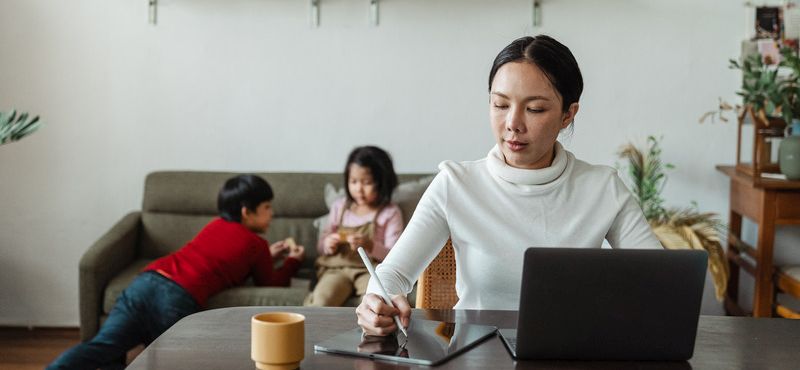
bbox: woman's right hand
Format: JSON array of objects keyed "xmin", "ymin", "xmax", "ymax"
[
  {"xmin": 323, "ymin": 233, "xmax": 341, "ymax": 255},
  {"xmin": 356, "ymin": 293, "xmax": 411, "ymax": 336}
]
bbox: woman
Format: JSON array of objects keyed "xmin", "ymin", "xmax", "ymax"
[{"xmin": 356, "ymin": 35, "xmax": 662, "ymax": 335}]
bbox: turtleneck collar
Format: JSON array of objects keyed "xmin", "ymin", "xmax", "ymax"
[{"xmin": 486, "ymin": 141, "xmax": 569, "ymax": 186}]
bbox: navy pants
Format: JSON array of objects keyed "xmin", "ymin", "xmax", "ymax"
[{"xmin": 47, "ymin": 271, "xmax": 199, "ymax": 370}]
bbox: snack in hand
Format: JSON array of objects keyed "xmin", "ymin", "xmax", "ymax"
[{"xmin": 285, "ymin": 237, "xmax": 298, "ymax": 252}]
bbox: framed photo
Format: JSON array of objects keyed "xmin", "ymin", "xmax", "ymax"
[{"xmin": 756, "ymin": 6, "xmax": 782, "ymax": 39}]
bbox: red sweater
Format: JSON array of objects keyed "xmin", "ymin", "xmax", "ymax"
[{"xmin": 144, "ymin": 218, "xmax": 301, "ymax": 307}]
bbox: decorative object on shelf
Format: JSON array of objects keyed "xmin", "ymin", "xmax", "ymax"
[
  {"xmin": 0, "ymin": 109, "xmax": 41, "ymax": 146},
  {"xmin": 779, "ymin": 119, "xmax": 800, "ymax": 180},
  {"xmin": 735, "ymin": 106, "xmax": 786, "ymax": 179},
  {"xmin": 722, "ymin": 46, "xmax": 800, "ymax": 179},
  {"xmin": 755, "ymin": 6, "xmax": 782, "ymax": 40},
  {"xmin": 617, "ymin": 136, "xmax": 728, "ymax": 301}
]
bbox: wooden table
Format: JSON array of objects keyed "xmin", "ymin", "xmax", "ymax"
[
  {"xmin": 127, "ymin": 306, "xmax": 800, "ymax": 370},
  {"xmin": 716, "ymin": 165, "xmax": 800, "ymax": 317}
]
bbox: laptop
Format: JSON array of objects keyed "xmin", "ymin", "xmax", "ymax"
[{"xmin": 498, "ymin": 247, "xmax": 707, "ymax": 361}]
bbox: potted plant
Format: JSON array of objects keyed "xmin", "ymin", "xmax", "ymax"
[
  {"xmin": 0, "ymin": 109, "xmax": 41, "ymax": 146},
  {"xmin": 723, "ymin": 47, "xmax": 800, "ymax": 123},
  {"xmin": 701, "ymin": 47, "xmax": 800, "ymax": 178},
  {"xmin": 618, "ymin": 136, "xmax": 728, "ymax": 301}
]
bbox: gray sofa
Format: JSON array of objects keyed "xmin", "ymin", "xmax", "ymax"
[{"xmin": 79, "ymin": 171, "xmax": 431, "ymax": 341}]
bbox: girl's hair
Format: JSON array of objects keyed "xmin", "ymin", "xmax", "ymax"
[
  {"xmin": 218, "ymin": 174, "xmax": 274, "ymax": 223},
  {"xmin": 488, "ymin": 35, "xmax": 583, "ymax": 112},
  {"xmin": 344, "ymin": 146, "xmax": 398, "ymax": 208}
]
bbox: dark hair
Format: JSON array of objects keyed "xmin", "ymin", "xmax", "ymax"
[
  {"xmin": 344, "ymin": 146, "xmax": 398, "ymax": 208},
  {"xmin": 217, "ymin": 174, "xmax": 274, "ymax": 222},
  {"xmin": 488, "ymin": 35, "xmax": 583, "ymax": 112}
]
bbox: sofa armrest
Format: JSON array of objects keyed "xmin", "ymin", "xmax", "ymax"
[{"xmin": 78, "ymin": 211, "xmax": 141, "ymax": 341}]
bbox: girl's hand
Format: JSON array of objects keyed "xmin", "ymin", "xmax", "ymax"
[
  {"xmin": 348, "ymin": 233, "xmax": 372, "ymax": 252},
  {"xmin": 287, "ymin": 244, "xmax": 305, "ymax": 261},
  {"xmin": 269, "ymin": 241, "xmax": 289, "ymax": 258},
  {"xmin": 323, "ymin": 233, "xmax": 341, "ymax": 255},
  {"xmin": 356, "ymin": 293, "xmax": 411, "ymax": 336}
]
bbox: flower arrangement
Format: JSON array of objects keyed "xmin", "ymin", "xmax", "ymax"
[{"xmin": 701, "ymin": 46, "xmax": 800, "ymax": 125}]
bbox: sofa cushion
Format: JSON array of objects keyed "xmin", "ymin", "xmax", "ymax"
[
  {"xmin": 104, "ymin": 259, "xmax": 315, "ymax": 314},
  {"xmin": 312, "ymin": 175, "xmax": 435, "ymax": 253},
  {"xmin": 103, "ymin": 259, "xmax": 152, "ymax": 314},
  {"xmin": 322, "ymin": 175, "xmax": 435, "ymax": 226},
  {"xmin": 392, "ymin": 175, "xmax": 436, "ymax": 224},
  {"xmin": 104, "ymin": 260, "xmax": 414, "ymax": 312},
  {"xmin": 263, "ymin": 217, "xmax": 320, "ymax": 271},
  {"xmin": 140, "ymin": 213, "xmax": 215, "ymax": 258},
  {"xmin": 140, "ymin": 212, "xmax": 321, "ymax": 269},
  {"xmin": 143, "ymin": 171, "xmax": 342, "ymax": 217},
  {"xmin": 206, "ymin": 286, "xmax": 308, "ymax": 308}
]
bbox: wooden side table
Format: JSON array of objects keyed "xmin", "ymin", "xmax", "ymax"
[{"xmin": 717, "ymin": 165, "xmax": 800, "ymax": 317}]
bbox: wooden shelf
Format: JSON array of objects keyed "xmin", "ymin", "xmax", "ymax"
[
  {"xmin": 716, "ymin": 165, "xmax": 800, "ymax": 190},
  {"xmin": 718, "ymin": 165, "xmax": 800, "ymax": 318}
]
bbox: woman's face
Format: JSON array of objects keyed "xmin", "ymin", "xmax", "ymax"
[{"xmin": 489, "ymin": 61, "xmax": 579, "ymax": 169}]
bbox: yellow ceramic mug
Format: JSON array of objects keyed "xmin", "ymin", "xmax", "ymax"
[{"xmin": 251, "ymin": 312, "xmax": 305, "ymax": 370}]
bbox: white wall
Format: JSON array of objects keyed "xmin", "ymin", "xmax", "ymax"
[{"xmin": 1, "ymin": 0, "xmax": 794, "ymax": 326}]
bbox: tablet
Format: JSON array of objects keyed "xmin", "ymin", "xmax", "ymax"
[{"xmin": 314, "ymin": 319, "xmax": 497, "ymax": 366}]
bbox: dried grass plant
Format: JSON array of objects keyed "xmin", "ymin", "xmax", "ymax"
[{"xmin": 618, "ymin": 136, "xmax": 728, "ymax": 300}]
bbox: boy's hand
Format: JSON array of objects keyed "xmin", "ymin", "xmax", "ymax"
[
  {"xmin": 269, "ymin": 241, "xmax": 289, "ymax": 258},
  {"xmin": 287, "ymin": 244, "xmax": 305, "ymax": 261},
  {"xmin": 323, "ymin": 233, "xmax": 341, "ymax": 255}
]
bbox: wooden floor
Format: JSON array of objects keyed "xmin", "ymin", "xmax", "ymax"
[{"xmin": 0, "ymin": 327, "xmax": 80, "ymax": 370}]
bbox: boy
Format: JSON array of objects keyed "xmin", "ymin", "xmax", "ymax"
[{"xmin": 48, "ymin": 174, "xmax": 305, "ymax": 370}]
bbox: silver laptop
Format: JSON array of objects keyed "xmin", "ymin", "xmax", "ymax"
[{"xmin": 498, "ymin": 247, "xmax": 707, "ymax": 361}]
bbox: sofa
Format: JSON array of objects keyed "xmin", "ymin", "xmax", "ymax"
[{"xmin": 79, "ymin": 171, "xmax": 433, "ymax": 341}]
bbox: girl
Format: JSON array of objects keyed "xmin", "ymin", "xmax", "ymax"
[{"xmin": 305, "ymin": 146, "xmax": 404, "ymax": 307}]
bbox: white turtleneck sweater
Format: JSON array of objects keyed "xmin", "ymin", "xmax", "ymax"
[{"xmin": 367, "ymin": 143, "xmax": 662, "ymax": 310}]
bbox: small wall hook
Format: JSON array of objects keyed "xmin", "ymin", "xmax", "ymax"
[
  {"xmin": 370, "ymin": 0, "xmax": 379, "ymax": 26},
  {"xmin": 148, "ymin": 0, "xmax": 157, "ymax": 25},
  {"xmin": 311, "ymin": 0, "xmax": 320, "ymax": 27}
]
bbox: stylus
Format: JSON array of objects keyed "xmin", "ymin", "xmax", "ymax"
[{"xmin": 357, "ymin": 247, "xmax": 409, "ymax": 337}]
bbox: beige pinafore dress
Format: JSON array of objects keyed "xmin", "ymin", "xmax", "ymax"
[
  {"xmin": 304, "ymin": 203, "xmax": 381, "ymax": 306},
  {"xmin": 315, "ymin": 202, "xmax": 381, "ymax": 272}
]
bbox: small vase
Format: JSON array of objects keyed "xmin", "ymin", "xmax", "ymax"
[{"xmin": 779, "ymin": 120, "xmax": 800, "ymax": 180}]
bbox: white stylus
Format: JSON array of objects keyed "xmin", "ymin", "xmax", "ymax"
[{"xmin": 357, "ymin": 247, "xmax": 409, "ymax": 337}]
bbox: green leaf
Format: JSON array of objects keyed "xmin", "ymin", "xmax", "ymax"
[{"xmin": 0, "ymin": 109, "xmax": 42, "ymax": 145}]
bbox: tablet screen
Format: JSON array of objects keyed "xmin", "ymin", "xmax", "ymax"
[{"xmin": 314, "ymin": 319, "xmax": 497, "ymax": 366}]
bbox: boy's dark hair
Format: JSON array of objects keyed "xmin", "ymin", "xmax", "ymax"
[
  {"xmin": 488, "ymin": 35, "xmax": 583, "ymax": 113},
  {"xmin": 217, "ymin": 174, "xmax": 274, "ymax": 223},
  {"xmin": 344, "ymin": 146, "xmax": 398, "ymax": 208}
]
